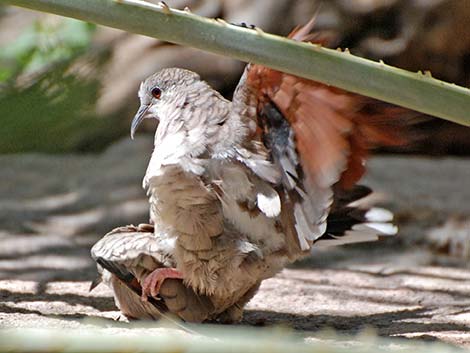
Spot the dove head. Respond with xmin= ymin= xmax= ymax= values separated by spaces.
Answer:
xmin=130 ymin=68 xmax=223 ymax=139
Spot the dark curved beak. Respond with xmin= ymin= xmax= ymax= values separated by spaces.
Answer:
xmin=130 ymin=104 xmax=150 ymax=139
xmin=89 ymin=275 xmax=102 ymax=292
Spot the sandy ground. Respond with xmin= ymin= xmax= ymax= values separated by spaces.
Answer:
xmin=1 ymin=137 xmax=469 ymax=347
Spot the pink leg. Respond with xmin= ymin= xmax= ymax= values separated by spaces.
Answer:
xmin=141 ymin=268 xmax=183 ymax=301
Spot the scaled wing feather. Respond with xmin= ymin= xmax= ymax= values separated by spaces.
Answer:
xmin=233 ymin=20 xmax=415 ymax=253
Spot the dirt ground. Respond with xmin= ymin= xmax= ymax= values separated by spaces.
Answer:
xmin=1 ymin=137 xmax=469 ymax=347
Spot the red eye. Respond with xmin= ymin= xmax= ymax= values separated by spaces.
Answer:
xmin=151 ymin=87 xmax=162 ymax=99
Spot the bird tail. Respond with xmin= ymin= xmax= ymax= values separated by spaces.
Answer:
xmin=314 ymin=185 xmax=397 ymax=247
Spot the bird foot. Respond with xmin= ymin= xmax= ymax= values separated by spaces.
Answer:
xmin=141 ymin=268 xmax=183 ymax=302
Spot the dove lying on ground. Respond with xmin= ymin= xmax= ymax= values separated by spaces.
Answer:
xmin=91 ymin=224 xmax=259 ymax=322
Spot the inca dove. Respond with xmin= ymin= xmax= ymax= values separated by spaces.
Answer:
xmin=91 ymin=224 xmax=219 ymax=322
xmin=105 ymin=19 xmax=415 ymax=322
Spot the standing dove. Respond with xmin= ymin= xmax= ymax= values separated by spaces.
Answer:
xmin=93 ymin=20 xmax=415 ymax=322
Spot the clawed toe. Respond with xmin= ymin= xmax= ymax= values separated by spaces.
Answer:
xmin=140 ymin=268 xmax=183 ymax=302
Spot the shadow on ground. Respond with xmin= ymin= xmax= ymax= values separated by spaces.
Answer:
xmin=1 ymin=139 xmax=469 ymax=347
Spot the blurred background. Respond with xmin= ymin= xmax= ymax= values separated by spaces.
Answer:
xmin=1 ymin=0 xmax=470 ymax=342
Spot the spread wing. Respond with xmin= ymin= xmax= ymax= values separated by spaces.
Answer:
xmin=233 ymin=19 xmax=416 ymax=254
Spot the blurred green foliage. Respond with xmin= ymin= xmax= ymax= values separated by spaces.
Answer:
xmin=0 ymin=18 xmax=113 ymax=153
xmin=0 ymin=19 xmax=95 ymax=82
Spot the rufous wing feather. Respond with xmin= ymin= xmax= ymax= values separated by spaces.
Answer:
xmin=238 ymin=19 xmax=416 ymax=252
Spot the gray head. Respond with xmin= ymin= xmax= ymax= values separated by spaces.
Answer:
xmin=131 ymin=68 xmax=212 ymax=139
xmin=130 ymin=67 xmax=250 ymax=163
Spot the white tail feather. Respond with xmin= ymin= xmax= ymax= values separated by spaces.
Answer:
xmin=352 ymin=222 xmax=398 ymax=236
xmin=365 ymin=207 xmax=394 ymax=222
